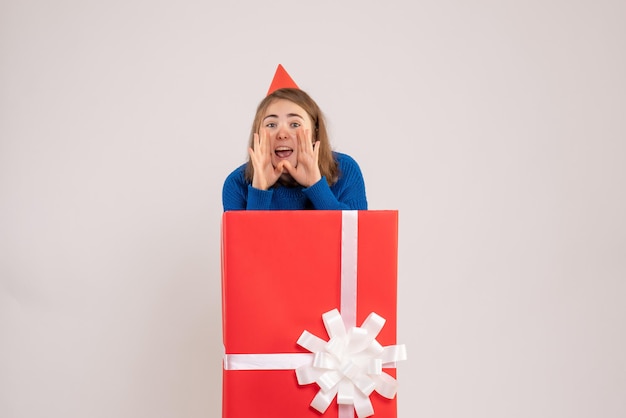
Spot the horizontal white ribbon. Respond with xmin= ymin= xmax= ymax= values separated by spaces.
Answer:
xmin=224 ymin=353 xmax=314 ymax=370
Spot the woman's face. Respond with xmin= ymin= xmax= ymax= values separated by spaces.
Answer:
xmin=260 ymin=99 xmax=313 ymax=170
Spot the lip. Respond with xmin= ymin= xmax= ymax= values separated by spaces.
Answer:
xmin=274 ymin=146 xmax=294 ymax=159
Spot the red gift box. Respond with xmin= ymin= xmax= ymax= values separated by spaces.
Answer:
xmin=221 ymin=210 xmax=402 ymax=418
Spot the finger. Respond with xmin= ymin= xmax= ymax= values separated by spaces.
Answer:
xmin=297 ymin=129 xmax=311 ymax=159
xmin=313 ymin=140 xmax=320 ymax=160
xmin=248 ymin=147 xmax=264 ymax=176
xmin=258 ymin=129 xmax=266 ymax=155
xmin=274 ymin=160 xmax=285 ymax=175
xmin=281 ymin=160 xmax=295 ymax=176
xmin=263 ymin=128 xmax=275 ymax=158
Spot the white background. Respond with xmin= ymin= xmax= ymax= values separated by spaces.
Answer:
xmin=1 ymin=1 xmax=625 ymax=417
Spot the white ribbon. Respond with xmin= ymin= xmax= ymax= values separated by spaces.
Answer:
xmin=223 ymin=210 xmax=407 ymax=418
xmin=224 ymin=353 xmax=314 ymax=370
xmin=341 ymin=210 xmax=359 ymax=329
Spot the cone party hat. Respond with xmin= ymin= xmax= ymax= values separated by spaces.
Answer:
xmin=266 ymin=64 xmax=299 ymax=95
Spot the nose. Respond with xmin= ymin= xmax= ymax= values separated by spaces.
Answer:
xmin=276 ymin=124 xmax=290 ymax=140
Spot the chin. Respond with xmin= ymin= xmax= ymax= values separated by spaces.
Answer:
xmin=274 ymin=158 xmax=298 ymax=170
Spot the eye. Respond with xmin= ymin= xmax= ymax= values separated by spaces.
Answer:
xmin=265 ymin=122 xmax=277 ymax=128
xmin=290 ymin=122 xmax=301 ymax=128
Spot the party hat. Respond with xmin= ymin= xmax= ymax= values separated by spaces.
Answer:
xmin=266 ymin=64 xmax=299 ymax=95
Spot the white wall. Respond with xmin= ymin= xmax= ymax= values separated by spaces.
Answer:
xmin=1 ymin=1 xmax=625 ymax=417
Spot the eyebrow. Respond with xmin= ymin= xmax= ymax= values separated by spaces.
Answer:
xmin=262 ymin=113 xmax=305 ymax=121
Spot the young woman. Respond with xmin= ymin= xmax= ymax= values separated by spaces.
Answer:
xmin=222 ymin=68 xmax=367 ymax=211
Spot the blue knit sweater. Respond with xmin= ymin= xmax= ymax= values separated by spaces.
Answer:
xmin=222 ymin=152 xmax=368 ymax=211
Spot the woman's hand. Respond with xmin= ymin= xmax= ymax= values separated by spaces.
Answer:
xmin=248 ymin=129 xmax=284 ymax=190
xmin=281 ymin=128 xmax=322 ymax=188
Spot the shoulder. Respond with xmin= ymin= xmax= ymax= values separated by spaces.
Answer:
xmin=225 ymin=163 xmax=247 ymax=180
xmin=331 ymin=151 xmax=365 ymax=187
xmin=333 ymin=151 xmax=360 ymax=167
xmin=223 ymin=163 xmax=248 ymax=187
xmin=333 ymin=151 xmax=363 ymax=173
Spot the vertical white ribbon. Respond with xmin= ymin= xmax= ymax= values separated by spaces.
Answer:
xmin=340 ymin=210 xmax=359 ymax=330
xmin=339 ymin=210 xmax=359 ymax=418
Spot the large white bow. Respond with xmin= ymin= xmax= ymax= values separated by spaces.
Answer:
xmin=296 ymin=308 xmax=407 ymax=418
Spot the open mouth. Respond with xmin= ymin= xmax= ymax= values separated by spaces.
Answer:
xmin=274 ymin=146 xmax=293 ymax=159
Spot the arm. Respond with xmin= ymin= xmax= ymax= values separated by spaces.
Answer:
xmin=303 ymin=153 xmax=368 ymax=210
xmin=222 ymin=165 xmax=275 ymax=211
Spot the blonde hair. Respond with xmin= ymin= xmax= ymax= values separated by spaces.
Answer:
xmin=244 ymin=88 xmax=339 ymax=185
